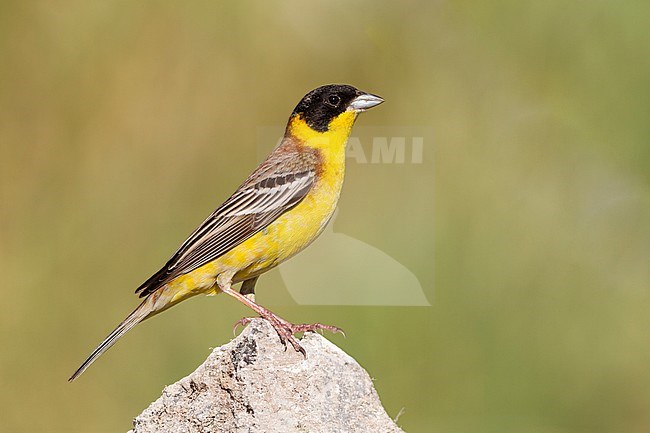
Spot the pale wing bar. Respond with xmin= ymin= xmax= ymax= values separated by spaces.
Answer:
xmin=135 ymin=169 xmax=315 ymax=297
xmin=171 ymin=171 xmax=314 ymax=271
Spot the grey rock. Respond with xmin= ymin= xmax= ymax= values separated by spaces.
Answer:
xmin=129 ymin=319 xmax=405 ymax=433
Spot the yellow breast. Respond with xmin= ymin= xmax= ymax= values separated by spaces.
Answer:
xmin=225 ymin=111 xmax=357 ymax=282
xmin=162 ymin=111 xmax=357 ymax=301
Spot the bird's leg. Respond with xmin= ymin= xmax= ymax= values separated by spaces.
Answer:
xmin=219 ymin=281 xmax=343 ymax=356
xmin=239 ymin=276 xmax=259 ymax=303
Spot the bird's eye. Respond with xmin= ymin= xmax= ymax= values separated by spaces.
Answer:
xmin=327 ymin=94 xmax=341 ymax=106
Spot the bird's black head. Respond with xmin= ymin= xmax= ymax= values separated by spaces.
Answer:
xmin=291 ymin=84 xmax=383 ymax=133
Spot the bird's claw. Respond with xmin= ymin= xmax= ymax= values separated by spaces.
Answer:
xmin=232 ymin=315 xmax=343 ymax=357
xmin=232 ymin=316 xmax=254 ymax=336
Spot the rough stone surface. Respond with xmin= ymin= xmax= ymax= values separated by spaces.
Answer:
xmin=128 ymin=319 xmax=405 ymax=433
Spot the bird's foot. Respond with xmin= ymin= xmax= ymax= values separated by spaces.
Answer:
xmin=234 ymin=314 xmax=344 ymax=357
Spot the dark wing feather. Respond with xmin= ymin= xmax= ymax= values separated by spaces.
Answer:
xmin=135 ymin=155 xmax=316 ymax=298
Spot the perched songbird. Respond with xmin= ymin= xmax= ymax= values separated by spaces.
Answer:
xmin=69 ymin=84 xmax=384 ymax=381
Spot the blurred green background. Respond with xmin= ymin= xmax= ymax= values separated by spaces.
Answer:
xmin=1 ymin=1 xmax=649 ymax=432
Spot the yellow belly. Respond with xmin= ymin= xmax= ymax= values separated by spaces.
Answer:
xmin=158 ymin=111 xmax=354 ymax=305
xmin=225 ymin=167 xmax=343 ymax=283
xmin=160 ymin=166 xmax=344 ymax=306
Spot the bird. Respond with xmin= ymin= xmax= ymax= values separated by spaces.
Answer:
xmin=69 ymin=84 xmax=384 ymax=381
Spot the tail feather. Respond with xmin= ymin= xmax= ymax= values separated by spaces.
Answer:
xmin=69 ymin=296 xmax=155 ymax=381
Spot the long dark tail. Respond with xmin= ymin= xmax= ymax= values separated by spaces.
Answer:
xmin=69 ymin=295 xmax=158 ymax=381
